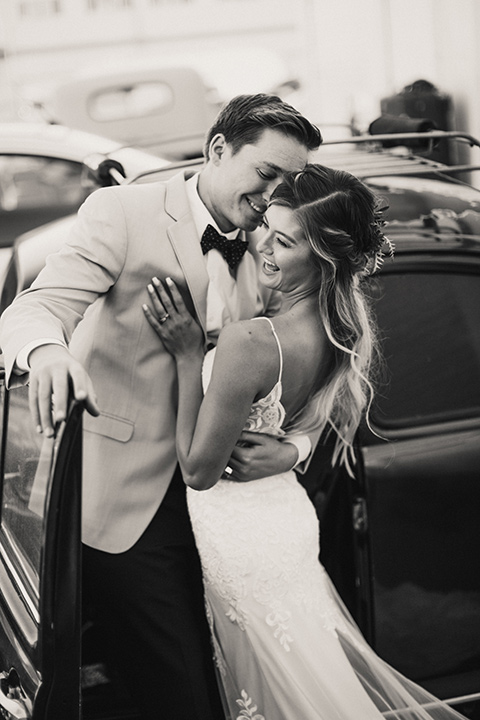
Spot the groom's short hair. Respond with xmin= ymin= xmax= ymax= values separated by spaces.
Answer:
xmin=204 ymin=94 xmax=322 ymax=160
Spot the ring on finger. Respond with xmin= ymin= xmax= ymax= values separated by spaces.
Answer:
xmin=224 ymin=466 xmax=233 ymax=477
xmin=159 ymin=314 xmax=170 ymax=324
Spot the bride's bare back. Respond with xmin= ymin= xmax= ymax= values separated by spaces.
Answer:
xmin=236 ymin=309 xmax=332 ymax=426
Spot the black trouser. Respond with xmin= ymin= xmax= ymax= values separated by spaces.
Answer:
xmin=82 ymin=466 xmax=224 ymax=720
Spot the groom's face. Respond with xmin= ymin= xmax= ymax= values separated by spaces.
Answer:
xmin=207 ymin=128 xmax=308 ymax=233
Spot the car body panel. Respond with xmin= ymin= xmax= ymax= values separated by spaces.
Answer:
xmin=364 ymin=428 xmax=480 ymax=675
xmin=0 ymin=122 xmax=168 ymax=169
xmin=0 ymin=216 xmax=75 ymax=315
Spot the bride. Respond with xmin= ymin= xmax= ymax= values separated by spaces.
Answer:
xmin=143 ymin=163 xmax=467 ymax=720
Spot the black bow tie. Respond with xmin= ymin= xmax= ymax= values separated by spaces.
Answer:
xmin=200 ymin=224 xmax=248 ymax=269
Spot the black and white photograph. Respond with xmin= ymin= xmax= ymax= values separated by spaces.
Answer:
xmin=0 ymin=1 xmax=479 ymax=718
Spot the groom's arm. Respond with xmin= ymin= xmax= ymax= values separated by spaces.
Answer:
xmin=226 ymin=429 xmax=318 ymax=482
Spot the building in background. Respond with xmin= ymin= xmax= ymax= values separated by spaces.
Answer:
xmin=1 ymin=0 xmax=480 ymax=179
xmin=0 ymin=0 xmax=302 ymax=123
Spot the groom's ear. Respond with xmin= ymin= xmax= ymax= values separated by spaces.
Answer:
xmin=209 ymin=133 xmax=227 ymax=166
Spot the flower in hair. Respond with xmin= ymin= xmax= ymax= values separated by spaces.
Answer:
xmin=365 ymin=205 xmax=395 ymax=275
xmin=369 ymin=233 xmax=395 ymax=274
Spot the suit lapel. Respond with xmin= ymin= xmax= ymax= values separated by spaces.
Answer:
xmin=165 ymin=172 xmax=209 ymax=331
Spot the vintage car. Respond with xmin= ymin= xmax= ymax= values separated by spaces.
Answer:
xmin=41 ymin=66 xmax=220 ymax=162
xmin=0 ymin=126 xmax=479 ymax=719
xmin=0 ymin=122 xmax=168 ymax=294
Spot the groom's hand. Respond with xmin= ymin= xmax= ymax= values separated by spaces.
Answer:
xmin=226 ymin=431 xmax=299 ymax=482
xmin=28 ymin=344 xmax=99 ymax=437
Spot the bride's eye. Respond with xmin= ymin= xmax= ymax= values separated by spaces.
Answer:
xmin=275 ymin=236 xmax=289 ymax=247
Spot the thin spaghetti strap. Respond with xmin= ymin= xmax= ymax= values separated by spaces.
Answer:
xmin=252 ymin=317 xmax=283 ymax=384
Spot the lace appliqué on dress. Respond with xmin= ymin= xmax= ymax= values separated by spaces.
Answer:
xmin=266 ymin=606 xmax=293 ymax=651
xmin=244 ymin=382 xmax=286 ymax=436
xmin=236 ymin=690 xmax=265 ymax=720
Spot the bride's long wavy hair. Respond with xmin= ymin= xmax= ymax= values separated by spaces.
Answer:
xmin=270 ymin=164 xmax=387 ymax=475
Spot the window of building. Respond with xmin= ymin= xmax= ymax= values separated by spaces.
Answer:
xmin=149 ymin=0 xmax=193 ymax=5
xmin=87 ymin=0 xmax=132 ymax=10
xmin=18 ymin=0 xmax=61 ymax=17
xmin=88 ymin=81 xmax=174 ymax=122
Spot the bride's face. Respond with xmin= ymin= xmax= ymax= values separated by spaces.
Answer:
xmin=256 ymin=205 xmax=318 ymax=295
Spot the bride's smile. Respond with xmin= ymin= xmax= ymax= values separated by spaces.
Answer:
xmin=261 ymin=256 xmax=279 ymax=273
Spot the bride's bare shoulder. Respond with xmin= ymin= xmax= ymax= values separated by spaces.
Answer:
xmin=216 ymin=319 xmax=277 ymax=372
xmin=218 ymin=318 xmax=271 ymax=347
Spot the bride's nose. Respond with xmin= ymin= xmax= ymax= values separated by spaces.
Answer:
xmin=257 ymin=229 xmax=273 ymax=254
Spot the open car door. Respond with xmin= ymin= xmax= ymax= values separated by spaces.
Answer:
xmin=0 ymin=365 xmax=83 ymax=720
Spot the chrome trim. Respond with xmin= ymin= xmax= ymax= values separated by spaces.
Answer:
xmin=0 ymin=684 xmax=28 ymax=719
xmin=0 ymin=537 xmax=40 ymax=625
xmin=323 ymin=130 xmax=480 ymax=150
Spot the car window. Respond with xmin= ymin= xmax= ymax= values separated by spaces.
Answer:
xmin=1 ymin=385 xmax=55 ymax=607
xmin=371 ymin=271 xmax=480 ymax=429
xmin=89 ymin=81 xmax=174 ymax=121
xmin=0 ymin=155 xmax=89 ymax=247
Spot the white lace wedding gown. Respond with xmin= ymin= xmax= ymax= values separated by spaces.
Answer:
xmin=187 ymin=318 xmax=467 ymax=720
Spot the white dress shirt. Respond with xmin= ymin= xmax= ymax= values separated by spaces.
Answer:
xmin=185 ymin=173 xmax=254 ymax=343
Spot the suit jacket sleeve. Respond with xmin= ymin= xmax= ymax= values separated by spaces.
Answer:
xmin=0 ymin=188 xmax=128 ymax=387
xmin=284 ymin=427 xmax=322 ymax=474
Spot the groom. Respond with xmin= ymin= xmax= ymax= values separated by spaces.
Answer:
xmin=0 ymin=94 xmax=321 ymax=718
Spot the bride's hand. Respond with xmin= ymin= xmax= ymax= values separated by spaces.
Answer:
xmin=143 ymin=276 xmax=204 ymax=358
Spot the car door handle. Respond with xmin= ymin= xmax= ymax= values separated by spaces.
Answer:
xmin=352 ymin=496 xmax=368 ymax=535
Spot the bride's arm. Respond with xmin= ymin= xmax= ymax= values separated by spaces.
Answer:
xmin=176 ymin=325 xmax=260 ymax=489
xmin=143 ymin=278 xmax=261 ymax=490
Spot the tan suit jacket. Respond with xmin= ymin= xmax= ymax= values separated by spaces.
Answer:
xmin=0 ymin=171 xmax=277 ymax=552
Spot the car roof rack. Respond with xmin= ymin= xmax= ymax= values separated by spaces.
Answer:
xmin=320 ymin=130 xmax=480 ymax=179
xmin=124 ymin=129 xmax=480 ymax=188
